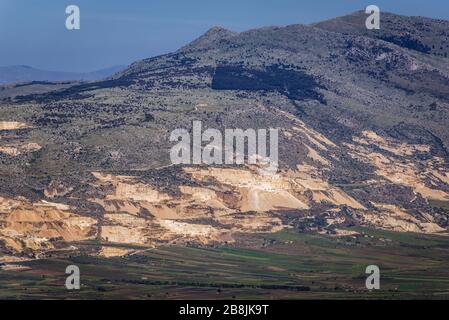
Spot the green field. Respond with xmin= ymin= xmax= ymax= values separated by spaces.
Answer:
xmin=1 ymin=228 xmax=449 ymax=299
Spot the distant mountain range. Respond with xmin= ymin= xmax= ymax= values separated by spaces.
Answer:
xmin=0 ymin=65 xmax=126 ymax=84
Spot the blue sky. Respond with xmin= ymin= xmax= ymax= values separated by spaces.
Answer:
xmin=0 ymin=0 xmax=448 ymax=72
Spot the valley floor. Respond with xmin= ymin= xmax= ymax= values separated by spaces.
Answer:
xmin=1 ymin=228 xmax=449 ymax=299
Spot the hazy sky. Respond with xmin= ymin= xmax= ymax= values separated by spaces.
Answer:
xmin=0 ymin=0 xmax=448 ymax=72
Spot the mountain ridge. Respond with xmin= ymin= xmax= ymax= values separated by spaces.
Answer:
xmin=314 ymin=10 xmax=449 ymax=57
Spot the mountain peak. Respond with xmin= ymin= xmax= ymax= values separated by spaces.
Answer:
xmin=179 ymin=26 xmax=238 ymax=52
xmin=204 ymin=26 xmax=235 ymax=35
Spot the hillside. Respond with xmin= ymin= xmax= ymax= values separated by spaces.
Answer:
xmin=0 ymin=12 xmax=449 ymax=297
xmin=314 ymin=11 xmax=449 ymax=57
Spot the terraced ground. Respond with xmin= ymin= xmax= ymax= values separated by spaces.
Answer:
xmin=1 ymin=228 xmax=449 ymax=299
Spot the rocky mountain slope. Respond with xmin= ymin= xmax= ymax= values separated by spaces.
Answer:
xmin=1 ymin=11 xmax=449 ymax=258
xmin=314 ymin=11 xmax=449 ymax=57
